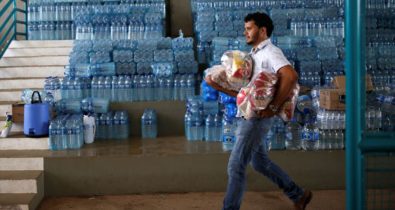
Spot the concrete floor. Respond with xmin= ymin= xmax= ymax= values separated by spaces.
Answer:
xmin=38 ymin=190 xmax=345 ymax=210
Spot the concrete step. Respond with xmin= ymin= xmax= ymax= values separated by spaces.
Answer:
xmin=0 ymin=132 xmax=48 ymax=150
xmin=3 ymin=47 xmax=72 ymax=58
xmin=0 ymin=89 xmax=23 ymax=102
xmin=0 ymin=66 xmax=65 ymax=79
xmin=0 ymin=169 xmax=44 ymax=210
xmin=0 ymin=193 xmax=42 ymax=210
xmin=0 ymin=171 xmax=43 ymax=193
xmin=0 ymin=78 xmax=46 ymax=90
xmin=0 ymin=56 xmax=69 ymax=67
xmin=43 ymin=138 xmax=345 ymax=196
xmin=9 ymin=40 xmax=73 ymax=49
xmin=0 ymin=157 xmax=44 ymax=171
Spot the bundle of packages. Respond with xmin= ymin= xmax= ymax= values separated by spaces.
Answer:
xmin=236 ymin=71 xmax=277 ymax=119
xmin=204 ymin=65 xmax=238 ymax=91
xmin=221 ymin=50 xmax=253 ymax=90
xmin=204 ymin=50 xmax=252 ymax=91
xmin=236 ymin=71 xmax=299 ymax=121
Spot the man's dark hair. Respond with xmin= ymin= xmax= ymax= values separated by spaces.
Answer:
xmin=244 ymin=12 xmax=274 ymax=37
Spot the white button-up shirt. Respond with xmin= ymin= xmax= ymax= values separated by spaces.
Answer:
xmin=250 ymin=39 xmax=291 ymax=77
xmin=236 ymin=39 xmax=291 ymax=118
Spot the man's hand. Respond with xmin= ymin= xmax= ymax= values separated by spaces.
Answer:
xmin=257 ymin=109 xmax=276 ymax=118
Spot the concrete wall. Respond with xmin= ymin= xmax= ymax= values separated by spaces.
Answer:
xmin=44 ymin=150 xmax=346 ymax=196
xmin=168 ymin=0 xmax=194 ymax=37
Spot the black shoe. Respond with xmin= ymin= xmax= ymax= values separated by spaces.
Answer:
xmin=294 ymin=190 xmax=312 ymax=210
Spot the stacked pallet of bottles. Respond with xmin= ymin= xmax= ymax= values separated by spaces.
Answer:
xmin=27 ymin=0 xmax=166 ymax=40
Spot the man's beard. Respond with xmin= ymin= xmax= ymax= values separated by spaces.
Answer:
xmin=246 ymin=39 xmax=255 ymax=46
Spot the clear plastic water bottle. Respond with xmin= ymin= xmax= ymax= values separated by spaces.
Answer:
xmin=179 ymin=74 xmax=187 ymax=101
xmin=145 ymin=75 xmax=155 ymax=101
xmin=49 ymin=120 xmax=59 ymax=150
xmin=164 ymin=76 xmax=173 ymax=100
xmin=374 ymin=108 xmax=382 ymax=131
xmin=105 ymin=112 xmax=114 ymax=139
xmin=173 ymin=74 xmax=181 ymax=100
xmin=222 ymin=116 xmax=236 ymax=151
xmin=98 ymin=113 xmax=107 ymax=140
xmin=301 ymin=117 xmax=320 ymax=151
xmin=184 ymin=112 xmax=192 ymax=140
xmin=119 ymin=111 xmax=130 ymax=139
xmin=285 ymin=117 xmax=302 ymax=150
xmin=270 ymin=118 xmax=286 ymax=150
xmin=204 ymin=114 xmax=216 ymax=141
xmin=112 ymin=112 xmax=121 ymax=139
xmin=118 ymin=76 xmax=126 ymax=102
xmin=213 ymin=113 xmax=222 ymax=141
xmin=65 ymin=119 xmax=76 ymax=149
xmin=60 ymin=117 xmax=68 ymax=149
xmin=319 ymin=129 xmax=327 ymax=150
xmin=111 ymin=76 xmax=119 ymax=102
xmin=186 ymin=74 xmax=195 ymax=98
xmin=75 ymin=117 xmax=83 ymax=148
xmin=189 ymin=114 xmax=204 ymax=141
xmin=124 ymin=76 xmax=132 ymax=102
xmin=141 ymin=109 xmax=157 ymax=139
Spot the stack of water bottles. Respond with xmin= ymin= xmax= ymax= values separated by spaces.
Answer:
xmin=49 ymin=114 xmax=84 ymax=150
xmin=43 ymin=77 xmax=62 ymax=102
xmin=274 ymin=35 xmax=344 ymax=88
xmin=28 ymin=0 xmax=166 ymax=40
xmin=191 ymin=0 xmax=345 ymax=66
xmin=366 ymin=42 xmax=395 ymax=91
xmin=95 ymin=111 xmax=130 ymax=140
xmin=265 ymin=116 xmax=287 ymax=150
xmin=366 ymin=0 xmax=395 ymax=43
xmin=191 ymin=0 xmax=270 ymax=63
xmin=376 ymin=92 xmax=395 ymax=131
xmin=74 ymin=10 xmax=164 ymax=41
xmin=65 ymin=37 xmax=198 ymax=102
xmin=185 ymin=96 xmax=205 ymax=141
xmin=219 ymin=92 xmax=237 ymax=152
xmin=184 ymin=82 xmax=223 ymax=142
xmin=141 ymin=109 xmax=157 ymax=139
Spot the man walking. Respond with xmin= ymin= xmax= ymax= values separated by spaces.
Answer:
xmin=206 ymin=12 xmax=312 ymax=210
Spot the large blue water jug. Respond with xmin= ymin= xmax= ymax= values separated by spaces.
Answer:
xmin=24 ymin=91 xmax=50 ymax=137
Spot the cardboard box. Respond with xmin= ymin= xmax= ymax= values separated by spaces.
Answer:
xmin=12 ymin=103 xmax=24 ymax=123
xmin=319 ymin=89 xmax=346 ymax=110
xmin=332 ymin=75 xmax=374 ymax=92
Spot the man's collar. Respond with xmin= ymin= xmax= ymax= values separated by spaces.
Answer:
xmin=251 ymin=39 xmax=271 ymax=54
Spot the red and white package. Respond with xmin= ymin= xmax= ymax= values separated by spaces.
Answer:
xmin=221 ymin=50 xmax=253 ymax=90
xmin=204 ymin=65 xmax=240 ymax=91
xmin=236 ymin=87 xmax=256 ymax=119
xmin=249 ymin=71 xmax=278 ymax=110
xmin=277 ymin=84 xmax=300 ymax=122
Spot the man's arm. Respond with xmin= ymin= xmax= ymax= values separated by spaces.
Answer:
xmin=204 ymin=76 xmax=238 ymax=97
xmin=258 ymin=65 xmax=298 ymax=118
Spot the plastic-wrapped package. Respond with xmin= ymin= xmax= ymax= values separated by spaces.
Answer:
xmin=204 ymin=65 xmax=240 ymax=91
xmin=236 ymin=87 xmax=256 ymax=119
xmin=221 ymin=50 xmax=253 ymax=89
xmin=249 ymin=72 xmax=278 ymax=110
xmin=236 ymin=71 xmax=300 ymax=121
xmin=278 ymin=84 xmax=300 ymax=122
xmin=236 ymin=71 xmax=277 ymax=118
